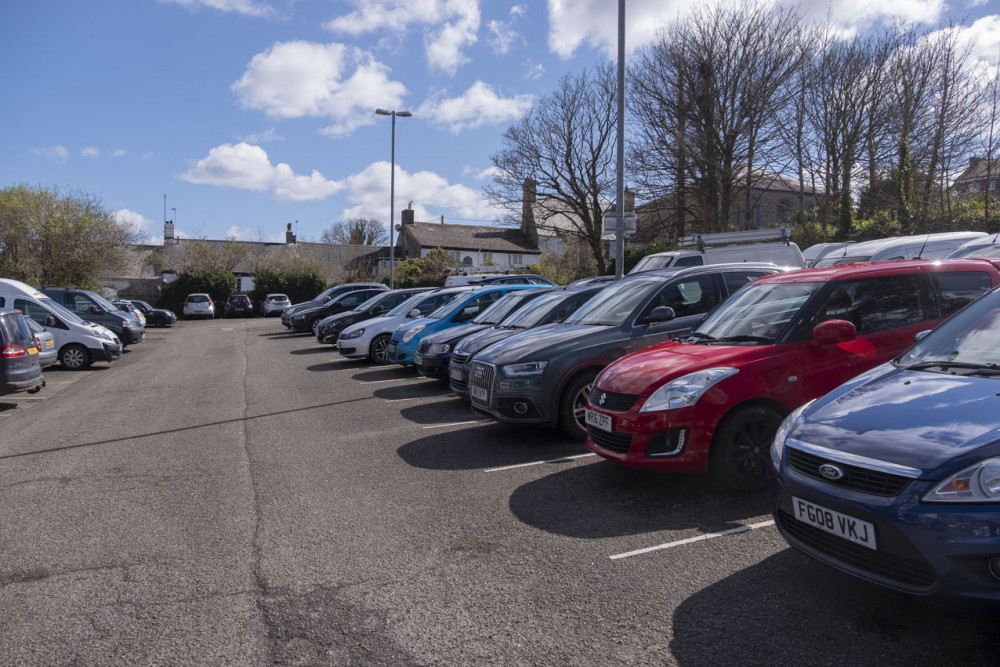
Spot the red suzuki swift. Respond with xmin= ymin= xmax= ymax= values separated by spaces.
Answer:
xmin=584 ymin=259 xmax=1000 ymax=493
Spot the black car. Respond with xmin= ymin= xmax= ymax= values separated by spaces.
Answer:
xmin=286 ymin=287 xmax=389 ymax=334
xmin=281 ymin=282 xmax=389 ymax=327
xmin=467 ymin=263 xmax=788 ymax=440
xmin=129 ymin=300 xmax=177 ymax=327
xmin=0 ymin=309 xmax=45 ymax=397
xmin=224 ymin=294 xmax=254 ymax=318
xmin=315 ymin=288 xmax=433 ymax=344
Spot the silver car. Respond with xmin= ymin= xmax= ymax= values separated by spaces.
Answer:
xmin=261 ymin=293 xmax=291 ymax=317
xmin=25 ymin=317 xmax=57 ymax=368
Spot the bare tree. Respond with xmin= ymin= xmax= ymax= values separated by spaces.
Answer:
xmin=982 ymin=48 xmax=1000 ymax=229
xmin=321 ymin=218 xmax=389 ymax=246
xmin=485 ymin=65 xmax=617 ymax=273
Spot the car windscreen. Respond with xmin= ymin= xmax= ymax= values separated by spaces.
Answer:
xmin=387 ymin=293 xmax=429 ymax=317
xmin=630 ymin=254 xmax=674 ymax=273
xmin=38 ymin=298 xmax=87 ymax=325
xmin=428 ymin=295 xmax=471 ymax=320
xmin=354 ymin=292 xmax=391 ymax=312
xmin=563 ymin=277 xmax=664 ymax=326
xmin=498 ymin=291 xmax=570 ymax=328
xmin=692 ymin=282 xmax=823 ymax=342
xmin=88 ymin=292 xmax=121 ymax=312
xmin=0 ymin=313 xmax=32 ymax=344
xmin=897 ymin=289 xmax=1000 ymax=371
xmin=471 ymin=292 xmax=532 ymax=325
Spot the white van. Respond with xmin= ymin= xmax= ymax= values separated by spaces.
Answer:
xmin=802 ymin=241 xmax=855 ymax=267
xmin=629 ymin=228 xmax=805 ymax=274
xmin=946 ymin=234 xmax=1000 ymax=259
xmin=812 ymin=232 xmax=989 ymax=267
xmin=0 ymin=278 xmax=123 ymax=370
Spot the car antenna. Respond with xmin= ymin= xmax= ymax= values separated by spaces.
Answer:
xmin=915 ymin=233 xmax=931 ymax=259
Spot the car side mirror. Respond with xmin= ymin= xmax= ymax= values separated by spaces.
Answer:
xmin=640 ymin=306 xmax=676 ymax=325
xmin=372 ymin=305 xmax=384 ymax=315
xmin=813 ymin=319 xmax=856 ymax=345
xmin=914 ymin=329 xmax=932 ymax=343
xmin=90 ymin=305 xmax=103 ymax=314
xmin=407 ymin=309 xmax=421 ymax=318
xmin=45 ymin=315 xmax=56 ymax=327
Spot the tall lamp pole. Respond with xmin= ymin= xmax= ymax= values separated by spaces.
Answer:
xmin=375 ymin=108 xmax=412 ymax=289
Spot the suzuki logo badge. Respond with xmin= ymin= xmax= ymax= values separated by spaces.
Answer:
xmin=597 ymin=392 xmax=607 ymax=407
xmin=819 ymin=464 xmax=845 ymax=481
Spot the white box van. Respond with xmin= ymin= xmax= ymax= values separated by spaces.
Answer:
xmin=812 ymin=231 xmax=988 ymax=267
xmin=629 ymin=228 xmax=805 ymax=274
xmin=0 ymin=278 xmax=123 ymax=370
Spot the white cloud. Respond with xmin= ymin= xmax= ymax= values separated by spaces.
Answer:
xmin=29 ymin=146 xmax=69 ymax=163
xmin=112 ymin=209 xmax=155 ymax=240
xmin=238 ymin=128 xmax=283 ymax=143
xmin=324 ymin=0 xmax=480 ymax=74
xmin=959 ymin=14 xmax=1000 ymax=65
xmin=231 ymin=41 xmax=407 ymax=137
xmin=111 ymin=149 xmax=127 ymax=158
xmin=179 ymin=142 xmax=344 ymax=201
xmin=523 ymin=60 xmax=545 ymax=80
xmin=417 ymin=81 xmax=533 ymax=133
xmin=488 ymin=4 xmax=527 ymax=54
xmin=81 ymin=146 xmax=101 ymax=158
xmin=142 ymin=151 xmax=154 ymax=160
xmin=463 ymin=165 xmax=500 ymax=181
xmin=158 ymin=0 xmax=274 ymax=18
xmin=546 ymin=0 xmax=949 ymax=58
xmin=224 ymin=225 xmax=283 ymax=242
xmin=340 ymin=161 xmax=501 ymax=225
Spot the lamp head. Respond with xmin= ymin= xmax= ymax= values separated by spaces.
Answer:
xmin=375 ymin=109 xmax=391 ymax=116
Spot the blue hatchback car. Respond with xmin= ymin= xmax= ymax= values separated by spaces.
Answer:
xmin=771 ymin=285 xmax=1000 ymax=600
xmin=386 ymin=285 xmax=543 ymax=367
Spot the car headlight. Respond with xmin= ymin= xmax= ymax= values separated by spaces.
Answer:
xmin=292 ymin=314 xmax=307 ymax=322
xmin=402 ymin=325 xmax=425 ymax=343
xmin=924 ymin=458 xmax=1000 ymax=503
xmin=340 ymin=328 xmax=364 ymax=340
xmin=639 ymin=367 xmax=738 ymax=413
xmin=501 ymin=361 xmax=548 ymax=377
xmin=770 ymin=400 xmax=813 ymax=469
xmin=96 ymin=329 xmax=113 ymax=342
xmin=427 ymin=343 xmax=452 ymax=355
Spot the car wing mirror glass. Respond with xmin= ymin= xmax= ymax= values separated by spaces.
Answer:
xmin=44 ymin=315 xmax=57 ymax=327
xmin=407 ymin=309 xmax=421 ymax=318
xmin=813 ymin=319 xmax=856 ymax=344
xmin=640 ymin=306 xmax=676 ymax=325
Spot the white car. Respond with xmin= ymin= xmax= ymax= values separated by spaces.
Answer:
xmin=337 ymin=288 xmax=467 ymax=363
xmin=261 ymin=293 xmax=292 ymax=317
xmin=182 ymin=293 xmax=215 ymax=319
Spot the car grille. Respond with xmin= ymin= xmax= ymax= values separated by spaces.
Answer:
xmin=588 ymin=427 xmax=632 ymax=454
xmin=590 ymin=389 xmax=640 ymax=412
xmin=469 ymin=362 xmax=496 ymax=407
xmin=788 ymin=448 xmax=912 ymax=497
xmin=776 ymin=508 xmax=937 ymax=589
xmin=418 ymin=340 xmax=431 ymax=354
xmin=451 ymin=352 xmax=471 ymax=365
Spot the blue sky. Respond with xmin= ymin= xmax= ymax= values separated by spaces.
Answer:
xmin=2 ymin=0 xmax=998 ymax=245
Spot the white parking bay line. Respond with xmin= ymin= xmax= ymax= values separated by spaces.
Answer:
xmin=3 ymin=395 xmax=48 ymax=401
xmin=422 ymin=419 xmax=491 ymax=430
xmin=384 ymin=394 xmax=453 ymax=403
xmin=610 ymin=520 xmax=776 ymax=560
xmin=484 ymin=453 xmax=597 ymax=473
xmin=361 ymin=378 xmax=418 ymax=384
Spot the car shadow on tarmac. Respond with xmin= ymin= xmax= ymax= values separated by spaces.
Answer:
xmin=352 ymin=367 xmax=417 ymax=382
xmin=508 ymin=460 xmax=767 ymax=539
xmin=397 ymin=422 xmax=586 ymax=470
xmin=670 ymin=548 xmax=1000 ymax=666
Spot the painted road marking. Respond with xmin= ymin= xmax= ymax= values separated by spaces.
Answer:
xmin=422 ymin=419 xmax=490 ymax=430
xmin=610 ymin=520 xmax=776 ymax=560
xmin=484 ymin=453 xmax=597 ymax=473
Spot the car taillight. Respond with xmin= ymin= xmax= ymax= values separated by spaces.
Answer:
xmin=1 ymin=344 xmax=27 ymax=358
xmin=35 ymin=336 xmax=42 ymax=347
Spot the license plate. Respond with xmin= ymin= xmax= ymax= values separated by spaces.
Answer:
xmin=27 ymin=346 xmax=38 ymax=355
xmin=449 ymin=368 xmax=463 ymax=381
xmin=414 ymin=356 xmax=425 ymax=366
xmin=470 ymin=385 xmax=488 ymax=403
xmin=792 ymin=496 xmax=877 ymax=550
xmin=44 ymin=340 xmax=53 ymax=348
xmin=585 ymin=408 xmax=612 ymax=432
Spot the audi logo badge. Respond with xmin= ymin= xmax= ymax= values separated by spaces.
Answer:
xmin=819 ymin=464 xmax=845 ymax=481
xmin=597 ymin=392 xmax=607 ymax=407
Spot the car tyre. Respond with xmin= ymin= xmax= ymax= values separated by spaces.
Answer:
xmin=710 ymin=405 xmax=784 ymax=494
xmin=559 ymin=369 xmax=599 ymax=441
xmin=60 ymin=344 xmax=91 ymax=370
xmin=370 ymin=334 xmax=391 ymax=364
xmin=310 ymin=318 xmax=321 ymax=336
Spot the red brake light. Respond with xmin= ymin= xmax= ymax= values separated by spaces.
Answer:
xmin=1 ymin=344 xmax=27 ymax=358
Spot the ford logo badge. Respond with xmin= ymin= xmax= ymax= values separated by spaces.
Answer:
xmin=819 ymin=464 xmax=845 ymax=481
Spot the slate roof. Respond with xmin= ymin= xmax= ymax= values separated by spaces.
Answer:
xmin=401 ymin=222 xmax=537 ymax=253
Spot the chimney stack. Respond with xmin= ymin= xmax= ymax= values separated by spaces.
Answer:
xmin=285 ymin=222 xmax=296 ymax=244
xmin=521 ymin=178 xmax=538 ymax=246
xmin=164 ymin=220 xmax=175 ymax=242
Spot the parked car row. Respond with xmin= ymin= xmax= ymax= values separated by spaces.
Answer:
xmin=273 ymin=249 xmax=1000 ymax=601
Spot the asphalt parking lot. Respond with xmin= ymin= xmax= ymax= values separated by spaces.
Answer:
xmin=2 ymin=317 xmax=1000 ymax=665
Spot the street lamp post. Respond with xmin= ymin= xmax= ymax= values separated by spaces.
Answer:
xmin=375 ymin=108 xmax=412 ymax=289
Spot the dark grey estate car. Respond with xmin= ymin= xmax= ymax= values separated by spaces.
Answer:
xmin=467 ymin=263 xmax=789 ymax=440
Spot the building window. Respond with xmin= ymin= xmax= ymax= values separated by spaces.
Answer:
xmin=991 ymin=180 xmax=998 ymax=191
xmin=511 ymin=254 xmax=523 ymax=266
xmin=971 ymin=182 xmax=981 ymax=192
xmin=483 ymin=252 xmax=493 ymax=264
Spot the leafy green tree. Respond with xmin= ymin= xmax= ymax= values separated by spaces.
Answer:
xmin=160 ymin=270 xmax=237 ymax=316
xmin=0 ymin=184 xmax=138 ymax=286
xmin=394 ymin=248 xmax=456 ymax=288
